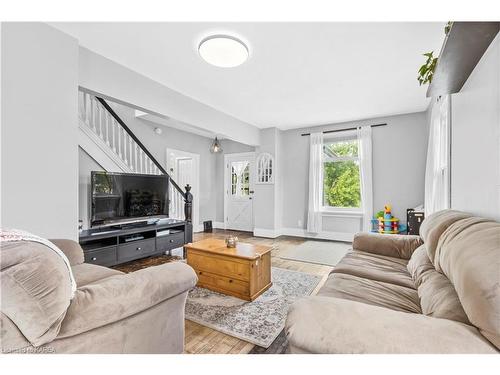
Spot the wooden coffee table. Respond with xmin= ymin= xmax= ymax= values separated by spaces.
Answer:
xmin=184 ymin=238 xmax=272 ymax=301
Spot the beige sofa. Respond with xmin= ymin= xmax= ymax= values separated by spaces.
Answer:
xmin=1 ymin=238 xmax=197 ymax=353
xmin=285 ymin=210 xmax=500 ymax=353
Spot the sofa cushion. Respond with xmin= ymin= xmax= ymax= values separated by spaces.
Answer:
xmin=435 ymin=216 xmax=500 ymax=349
xmin=332 ymin=250 xmax=415 ymax=289
xmin=407 ymin=245 xmax=470 ymax=325
xmin=352 ymin=232 xmax=422 ymax=260
xmin=285 ymin=296 xmax=498 ymax=353
xmin=419 ymin=210 xmax=471 ymax=265
xmin=49 ymin=239 xmax=85 ymax=266
xmin=72 ymin=263 xmax=123 ymax=287
xmin=317 ymin=272 xmax=421 ymax=313
xmin=407 ymin=245 xmax=434 ymax=286
xmin=0 ymin=241 xmax=72 ymax=347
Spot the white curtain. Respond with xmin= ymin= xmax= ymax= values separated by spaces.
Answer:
xmin=307 ymin=132 xmax=324 ymax=233
xmin=358 ymin=126 xmax=373 ymax=232
xmin=425 ymin=95 xmax=451 ymax=215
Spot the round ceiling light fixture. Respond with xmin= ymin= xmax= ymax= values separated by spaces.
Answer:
xmin=198 ymin=35 xmax=249 ymax=68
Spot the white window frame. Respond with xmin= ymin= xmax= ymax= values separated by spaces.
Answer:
xmin=322 ymin=131 xmax=363 ymax=215
xmin=256 ymin=152 xmax=274 ymax=184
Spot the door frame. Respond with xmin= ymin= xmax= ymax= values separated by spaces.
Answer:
xmin=223 ymin=151 xmax=256 ymax=231
xmin=166 ymin=148 xmax=201 ymax=232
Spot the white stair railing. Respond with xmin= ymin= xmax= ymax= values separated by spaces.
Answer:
xmin=79 ymin=91 xmax=162 ymax=175
xmin=78 ymin=90 xmax=188 ymax=222
xmin=169 ymin=184 xmax=185 ymax=220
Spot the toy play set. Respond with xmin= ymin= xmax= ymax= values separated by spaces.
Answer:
xmin=371 ymin=204 xmax=407 ymax=234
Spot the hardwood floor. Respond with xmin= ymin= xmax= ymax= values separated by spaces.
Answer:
xmin=184 ymin=229 xmax=334 ymax=354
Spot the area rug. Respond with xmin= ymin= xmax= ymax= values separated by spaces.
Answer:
xmin=278 ymin=240 xmax=351 ymax=267
xmin=185 ymin=267 xmax=321 ymax=348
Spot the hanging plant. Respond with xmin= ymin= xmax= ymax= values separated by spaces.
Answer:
xmin=417 ymin=52 xmax=438 ymax=86
xmin=417 ymin=22 xmax=453 ymax=86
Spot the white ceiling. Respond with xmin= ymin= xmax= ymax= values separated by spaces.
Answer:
xmin=52 ymin=22 xmax=445 ymax=130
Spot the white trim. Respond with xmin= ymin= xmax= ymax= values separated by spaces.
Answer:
xmin=193 ymin=224 xmax=204 ymax=233
xmin=321 ymin=209 xmax=363 ymax=218
xmin=223 ymin=151 xmax=256 ymax=158
xmin=253 ymin=228 xmax=280 ymax=238
xmin=78 ymin=120 xmax=132 ymax=173
xmin=212 ymin=221 xmax=226 ymax=229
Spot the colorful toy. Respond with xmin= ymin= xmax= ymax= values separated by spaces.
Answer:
xmin=371 ymin=204 xmax=407 ymax=234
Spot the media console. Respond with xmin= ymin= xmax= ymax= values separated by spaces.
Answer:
xmin=78 ymin=219 xmax=192 ymax=267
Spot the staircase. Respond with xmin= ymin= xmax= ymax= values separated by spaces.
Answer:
xmin=78 ymin=90 xmax=191 ymax=224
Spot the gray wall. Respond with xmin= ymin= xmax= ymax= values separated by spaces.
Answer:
xmin=254 ymin=128 xmax=280 ymax=230
xmin=280 ymin=111 xmax=429 ymax=231
xmin=451 ymin=34 xmax=500 ymax=220
xmin=78 ymin=101 xmax=253 ymax=227
xmin=1 ymin=23 xmax=79 ymax=239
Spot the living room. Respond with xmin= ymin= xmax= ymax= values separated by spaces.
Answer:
xmin=1 ymin=1 xmax=499 ymax=373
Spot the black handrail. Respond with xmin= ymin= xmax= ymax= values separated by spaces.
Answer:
xmin=95 ymin=97 xmax=186 ymax=197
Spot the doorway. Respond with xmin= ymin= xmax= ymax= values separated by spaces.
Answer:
xmin=224 ymin=152 xmax=255 ymax=231
xmin=166 ymin=148 xmax=201 ymax=232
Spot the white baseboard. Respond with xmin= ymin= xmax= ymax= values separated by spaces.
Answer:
xmin=253 ymin=228 xmax=281 ymax=238
xmin=212 ymin=221 xmax=226 ymax=229
xmin=193 ymin=224 xmax=204 ymax=233
xmin=279 ymin=228 xmax=354 ymax=242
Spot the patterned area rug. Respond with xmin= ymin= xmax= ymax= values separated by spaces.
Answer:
xmin=185 ymin=267 xmax=321 ymax=348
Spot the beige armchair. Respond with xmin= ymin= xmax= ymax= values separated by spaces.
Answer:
xmin=1 ymin=238 xmax=197 ymax=354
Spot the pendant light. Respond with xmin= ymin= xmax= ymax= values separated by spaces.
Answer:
xmin=210 ymin=137 xmax=223 ymax=153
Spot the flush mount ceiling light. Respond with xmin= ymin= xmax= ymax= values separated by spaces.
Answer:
xmin=198 ymin=35 xmax=249 ymax=67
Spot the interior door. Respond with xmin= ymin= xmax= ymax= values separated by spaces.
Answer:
xmin=225 ymin=153 xmax=255 ymax=231
xmin=166 ymin=148 xmax=200 ymax=228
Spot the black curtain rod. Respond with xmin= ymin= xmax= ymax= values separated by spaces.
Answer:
xmin=300 ymin=123 xmax=387 ymax=136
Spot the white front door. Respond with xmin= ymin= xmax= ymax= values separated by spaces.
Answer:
xmin=225 ymin=153 xmax=255 ymax=231
xmin=166 ymin=148 xmax=200 ymax=230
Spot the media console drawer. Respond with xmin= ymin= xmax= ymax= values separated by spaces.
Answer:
xmin=118 ymin=238 xmax=156 ymax=261
xmin=156 ymin=232 xmax=185 ymax=251
xmin=84 ymin=246 xmax=117 ymax=267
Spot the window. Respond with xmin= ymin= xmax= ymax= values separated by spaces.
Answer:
xmin=256 ymin=153 xmax=274 ymax=184
xmin=231 ymin=161 xmax=250 ymax=196
xmin=322 ymin=135 xmax=362 ymax=210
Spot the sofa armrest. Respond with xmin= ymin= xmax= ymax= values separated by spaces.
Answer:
xmin=57 ymin=262 xmax=197 ymax=338
xmin=352 ymin=232 xmax=423 ymax=260
xmin=49 ymin=239 xmax=84 ymax=266
xmin=285 ymin=296 xmax=497 ymax=354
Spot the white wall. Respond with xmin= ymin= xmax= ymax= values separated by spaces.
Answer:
xmin=78 ymin=47 xmax=261 ymax=146
xmin=451 ymin=34 xmax=500 ymax=220
xmin=1 ymin=23 xmax=79 ymax=239
xmin=280 ymin=111 xmax=429 ymax=236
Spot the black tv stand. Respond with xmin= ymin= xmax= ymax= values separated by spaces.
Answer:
xmin=79 ymin=219 xmax=192 ymax=267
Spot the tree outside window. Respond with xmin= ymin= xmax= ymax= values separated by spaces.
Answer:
xmin=323 ymin=138 xmax=362 ymax=209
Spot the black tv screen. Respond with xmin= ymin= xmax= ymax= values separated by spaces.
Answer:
xmin=91 ymin=171 xmax=169 ymax=227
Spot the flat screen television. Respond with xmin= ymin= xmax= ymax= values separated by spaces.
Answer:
xmin=90 ymin=171 xmax=170 ymax=228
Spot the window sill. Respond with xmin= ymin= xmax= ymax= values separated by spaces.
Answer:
xmin=321 ymin=210 xmax=363 ymax=218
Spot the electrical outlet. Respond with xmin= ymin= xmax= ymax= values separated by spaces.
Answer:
xmin=298 ymin=219 xmax=302 ymax=228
